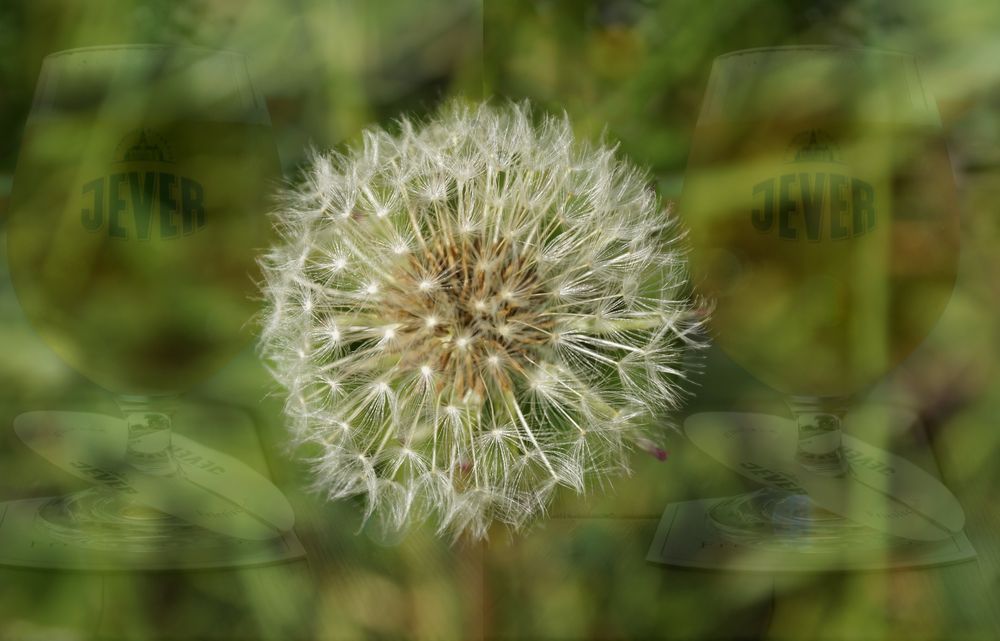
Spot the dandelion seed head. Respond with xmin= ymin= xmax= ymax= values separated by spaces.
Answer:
xmin=259 ymin=100 xmax=706 ymax=541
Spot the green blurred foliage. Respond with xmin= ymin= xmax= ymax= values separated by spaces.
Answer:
xmin=485 ymin=1 xmax=1000 ymax=640
xmin=0 ymin=0 xmax=482 ymax=176
xmin=0 ymin=0 xmax=999 ymax=639
xmin=0 ymin=2 xmax=484 ymax=640
xmin=0 ymin=0 xmax=482 ymax=404
xmin=485 ymin=0 xmax=1000 ymax=190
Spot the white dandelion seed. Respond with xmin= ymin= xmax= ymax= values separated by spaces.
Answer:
xmin=259 ymin=100 xmax=707 ymax=541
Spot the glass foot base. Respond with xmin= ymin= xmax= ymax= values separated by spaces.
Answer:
xmin=684 ymin=411 xmax=965 ymax=540
xmin=647 ymin=496 xmax=977 ymax=572
xmin=0 ymin=494 xmax=305 ymax=571
xmin=38 ymin=487 xmax=230 ymax=554
xmin=4 ymin=408 xmax=305 ymax=569
xmin=707 ymin=488 xmax=891 ymax=553
xmin=14 ymin=410 xmax=295 ymax=540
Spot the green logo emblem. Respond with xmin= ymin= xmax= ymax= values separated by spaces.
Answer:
xmin=750 ymin=130 xmax=875 ymax=241
xmin=80 ymin=128 xmax=206 ymax=239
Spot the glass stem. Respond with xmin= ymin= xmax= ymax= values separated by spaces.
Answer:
xmin=117 ymin=395 xmax=179 ymax=476
xmin=788 ymin=396 xmax=850 ymax=477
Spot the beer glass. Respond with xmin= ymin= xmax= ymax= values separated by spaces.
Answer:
xmin=6 ymin=45 xmax=290 ymax=554
xmin=681 ymin=47 xmax=963 ymax=549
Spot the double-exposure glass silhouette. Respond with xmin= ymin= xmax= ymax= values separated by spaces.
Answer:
xmin=680 ymin=47 xmax=963 ymax=555
xmin=9 ymin=46 xmax=278 ymax=394
xmin=5 ymin=45 xmax=292 ymax=561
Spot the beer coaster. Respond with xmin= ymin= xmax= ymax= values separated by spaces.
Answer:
xmin=0 ymin=495 xmax=304 ymax=571
xmin=646 ymin=497 xmax=976 ymax=572
xmin=14 ymin=411 xmax=294 ymax=540
xmin=684 ymin=412 xmax=965 ymax=541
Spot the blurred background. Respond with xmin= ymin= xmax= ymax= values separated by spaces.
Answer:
xmin=0 ymin=0 xmax=999 ymax=639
